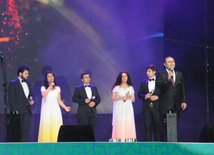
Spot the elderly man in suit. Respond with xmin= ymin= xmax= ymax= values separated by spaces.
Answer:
xmin=156 ymin=56 xmax=187 ymax=141
xmin=8 ymin=65 xmax=34 ymax=142
xmin=72 ymin=72 xmax=101 ymax=134
xmin=138 ymin=64 xmax=161 ymax=141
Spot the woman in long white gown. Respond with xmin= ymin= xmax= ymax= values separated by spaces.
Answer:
xmin=111 ymin=71 xmax=136 ymax=142
xmin=38 ymin=71 xmax=71 ymax=142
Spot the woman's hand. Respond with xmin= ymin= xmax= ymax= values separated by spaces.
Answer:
xmin=123 ymin=96 xmax=127 ymax=101
xmin=64 ymin=106 xmax=71 ymax=112
xmin=126 ymin=93 xmax=130 ymax=98
xmin=50 ymin=81 xmax=55 ymax=89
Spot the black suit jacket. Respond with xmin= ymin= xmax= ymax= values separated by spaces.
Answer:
xmin=8 ymin=78 xmax=33 ymax=115
xmin=72 ymin=84 xmax=101 ymax=118
xmin=156 ymin=70 xmax=187 ymax=113
xmin=138 ymin=78 xmax=160 ymax=112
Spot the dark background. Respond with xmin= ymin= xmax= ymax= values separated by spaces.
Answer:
xmin=0 ymin=0 xmax=214 ymax=142
xmin=164 ymin=0 xmax=214 ymax=142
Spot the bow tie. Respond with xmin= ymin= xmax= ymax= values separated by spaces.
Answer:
xmin=21 ymin=79 xmax=26 ymax=83
xmin=85 ymin=85 xmax=90 ymax=87
xmin=149 ymin=78 xmax=155 ymax=81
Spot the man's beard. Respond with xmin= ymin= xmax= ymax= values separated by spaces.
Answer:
xmin=21 ymin=75 xmax=27 ymax=81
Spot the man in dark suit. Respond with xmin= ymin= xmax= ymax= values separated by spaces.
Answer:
xmin=138 ymin=64 xmax=161 ymax=141
xmin=157 ymin=56 xmax=187 ymax=119
xmin=8 ymin=65 xmax=34 ymax=142
xmin=156 ymin=56 xmax=187 ymax=140
xmin=72 ymin=72 xmax=101 ymax=134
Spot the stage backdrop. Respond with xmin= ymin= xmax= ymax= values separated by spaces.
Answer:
xmin=163 ymin=0 xmax=214 ymax=142
xmin=0 ymin=0 xmax=163 ymax=115
xmin=1 ymin=0 xmax=214 ymax=143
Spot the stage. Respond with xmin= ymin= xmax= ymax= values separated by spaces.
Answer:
xmin=0 ymin=1 xmax=214 ymax=155
xmin=0 ymin=142 xmax=213 ymax=154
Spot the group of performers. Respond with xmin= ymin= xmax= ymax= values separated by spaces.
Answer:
xmin=8 ymin=56 xmax=187 ymax=142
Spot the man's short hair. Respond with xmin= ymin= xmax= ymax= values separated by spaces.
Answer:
xmin=17 ymin=65 xmax=29 ymax=76
xmin=81 ymin=72 xmax=89 ymax=79
xmin=164 ymin=56 xmax=174 ymax=63
xmin=146 ymin=64 xmax=157 ymax=72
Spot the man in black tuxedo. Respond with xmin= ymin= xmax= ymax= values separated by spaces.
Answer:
xmin=156 ymin=56 xmax=187 ymax=140
xmin=8 ymin=65 xmax=34 ymax=142
xmin=72 ymin=72 xmax=101 ymax=134
xmin=138 ymin=64 xmax=161 ymax=141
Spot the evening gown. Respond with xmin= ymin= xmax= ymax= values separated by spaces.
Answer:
xmin=111 ymin=86 xmax=136 ymax=142
xmin=38 ymin=86 xmax=63 ymax=142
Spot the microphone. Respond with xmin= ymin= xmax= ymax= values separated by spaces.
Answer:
xmin=29 ymin=96 xmax=33 ymax=101
xmin=90 ymin=96 xmax=96 ymax=100
xmin=124 ymin=91 xmax=130 ymax=102
xmin=51 ymin=80 xmax=55 ymax=89
xmin=170 ymin=68 xmax=173 ymax=79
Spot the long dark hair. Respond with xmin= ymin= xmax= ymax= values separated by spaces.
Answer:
xmin=43 ymin=71 xmax=56 ymax=89
xmin=112 ymin=71 xmax=133 ymax=90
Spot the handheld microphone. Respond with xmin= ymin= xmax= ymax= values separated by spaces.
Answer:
xmin=170 ymin=68 xmax=173 ymax=79
xmin=124 ymin=91 xmax=130 ymax=102
xmin=90 ymin=96 xmax=96 ymax=100
xmin=51 ymin=80 xmax=55 ymax=89
xmin=29 ymin=96 xmax=33 ymax=101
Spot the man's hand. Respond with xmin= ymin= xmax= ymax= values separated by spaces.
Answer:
xmin=168 ymin=71 xmax=174 ymax=80
xmin=145 ymin=93 xmax=151 ymax=99
xmin=89 ymin=101 xmax=95 ymax=107
xmin=85 ymin=98 xmax=90 ymax=104
xmin=150 ymin=95 xmax=158 ymax=101
xmin=29 ymin=100 xmax=34 ymax=105
xmin=181 ymin=103 xmax=187 ymax=110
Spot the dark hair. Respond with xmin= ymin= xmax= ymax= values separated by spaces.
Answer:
xmin=43 ymin=71 xmax=56 ymax=89
xmin=17 ymin=65 xmax=29 ymax=76
xmin=112 ymin=71 xmax=133 ymax=90
xmin=81 ymin=72 xmax=89 ymax=79
xmin=146 ymin=64 xmax=157 ymax=72
xmin=164 ymin=56 xmax=174 ymax=63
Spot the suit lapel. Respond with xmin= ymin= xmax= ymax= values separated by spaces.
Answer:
xmin=146 ymin=79 xmax=149 ymax=93
xmin=164 ymin=70 xmax=168 ymax=78
xmin=81 ymin=84 xmax=88 ymax=98
xmin=26 ymin=81 xmax=31 ymax=98
xmin=16 ymin=78 xmax=27 ymax=98
xmin=91 ymin=86 xmax=95 ymax=96
xmin=174 ymin=71 xmax=179 ymax=87
xmin=153 ymin=79 xmax=156 ymax=93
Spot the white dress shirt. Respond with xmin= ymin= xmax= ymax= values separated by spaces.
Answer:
xmin=148 ymin=77 xmax=156 ymax=94
xmin=84 ymin=84 xmax=92 ymax=99
xmin=18 ymin=77 xmax=29 ymax=99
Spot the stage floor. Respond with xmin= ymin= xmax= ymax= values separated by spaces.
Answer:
xmin=0 ymin=142 xmax=213 ymax=154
